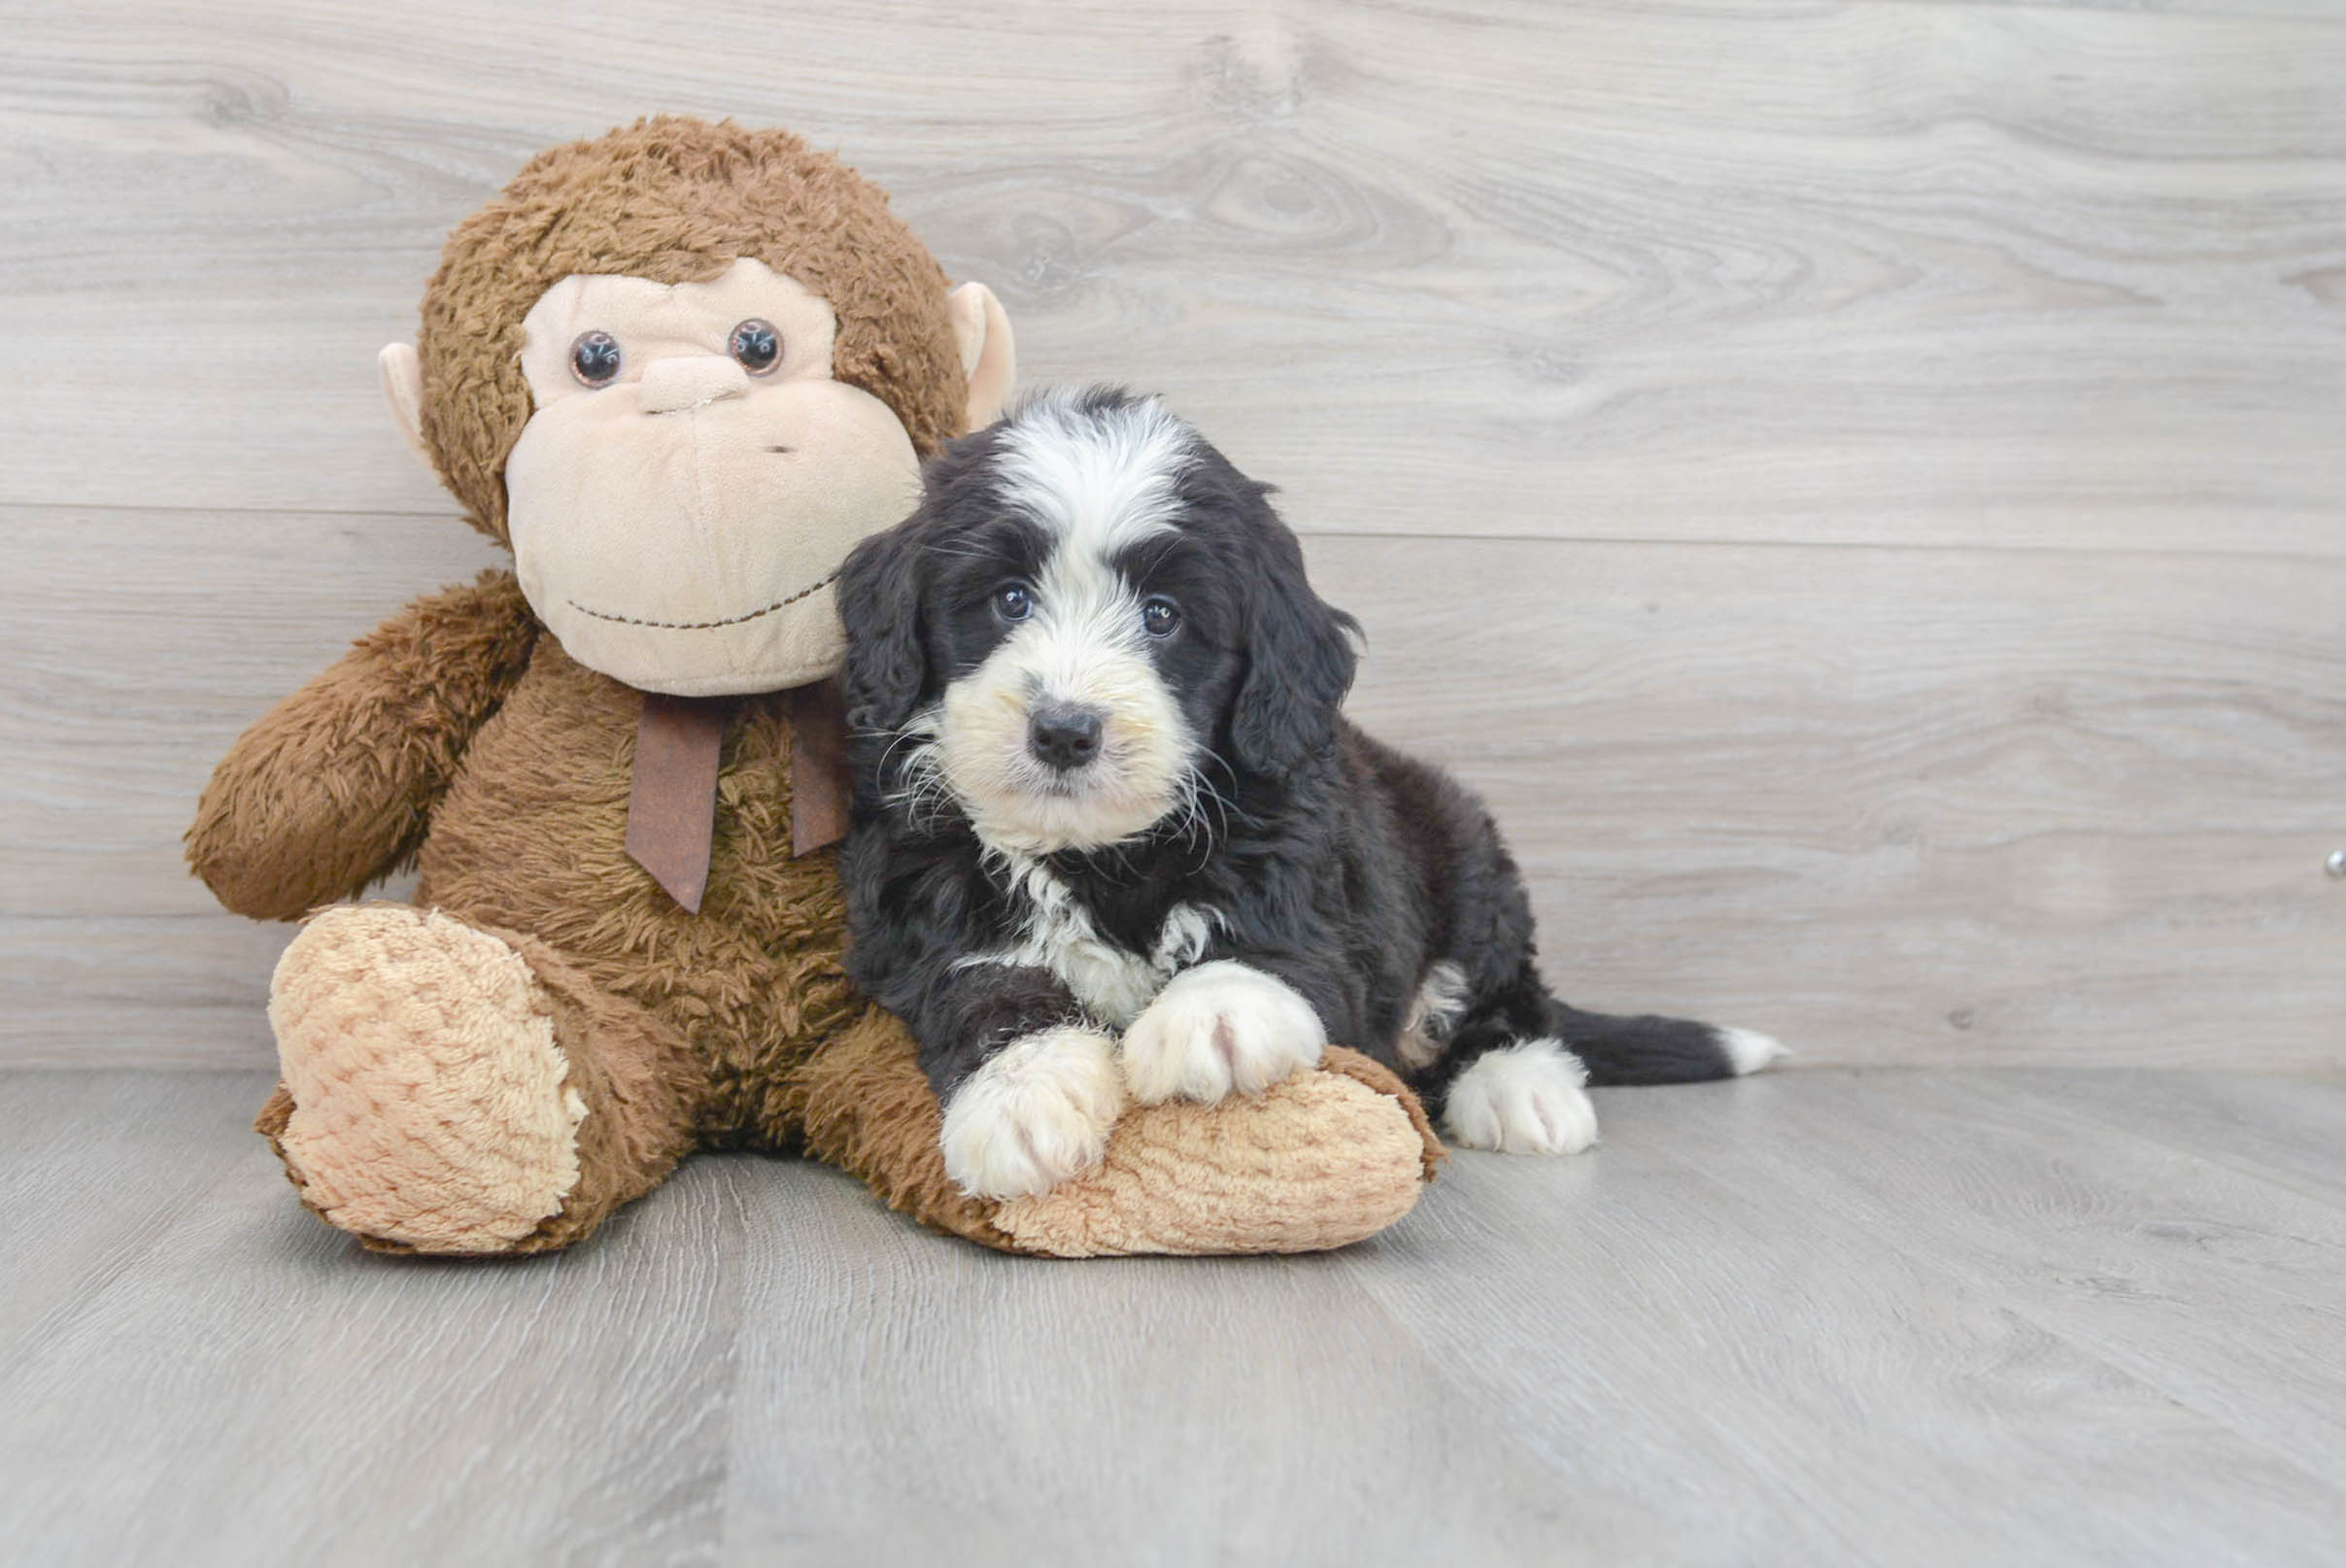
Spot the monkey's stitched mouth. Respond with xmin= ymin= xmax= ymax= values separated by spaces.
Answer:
xmin=565 ymin=570 xmax=838 ymax=631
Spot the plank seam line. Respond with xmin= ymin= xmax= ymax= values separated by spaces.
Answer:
xmin=2 ymin=503 xmax=2341 ymax=567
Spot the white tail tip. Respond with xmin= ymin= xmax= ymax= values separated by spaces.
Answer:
xmin=1717 ymin=1027 xmax=1788 ymax=1076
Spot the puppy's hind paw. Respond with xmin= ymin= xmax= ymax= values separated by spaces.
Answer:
xmin=940 ymin=1025 xmax=1128 ymax=1200
xmin=1120 ymin=961 xmax=1327 ymax=1107
xmin=1443 ymin=1040 xmax=1599 ymax=1155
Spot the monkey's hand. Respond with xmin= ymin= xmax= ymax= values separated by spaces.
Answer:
xmin=187 ymin=570 xmax=537 ymax=920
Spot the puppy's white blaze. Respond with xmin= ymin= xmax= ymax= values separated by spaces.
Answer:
xmin=1120 ymin=960 xmax=1327 ymax=1107
xmin=1717 ymin=1026 xmax=1787 ymax=1075
xmin=1397 ymin=960 xmax=1472 ymax=1071
xmin=933 ymin=515 xmax=1196 ymax=857
xmin=994 ymin=390 xmax=1194 ymax=562
xmin=1443 ymin=1040 xmax=1599 ymax=1155
xmin=938 ymin=1024 xmax=1127 ymax=1200
xmin=927 ymin=392 xmax=1204 ymax=858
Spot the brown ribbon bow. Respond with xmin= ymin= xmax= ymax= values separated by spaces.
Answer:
xmin=625 ymin=683 xmax=852 ymax=913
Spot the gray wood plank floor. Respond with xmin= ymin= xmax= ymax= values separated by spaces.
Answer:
xmin=6 ymin=1067 xmax=2344 ymax=1567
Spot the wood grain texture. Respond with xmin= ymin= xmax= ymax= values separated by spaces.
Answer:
xmin=1 ymin=1 xmax=2341 ymax=551
xmin=7 ymin=1067 xmax=2346 ymax=1567
xmin=1343 ymin=1075 xmax=2346 ymax=1565
xmin=3 ymin=0 xmax=2343 ymax=1072
xmin=0 ymin=1072 xmax=736 ymax=1568
xmin=722 ymin=1156 xmax=1575 ymax=1563
xmin=1998 ymin=1068 xmax=2346 ymax=1202
xmin=1613 ymin=1072 xmax=2346 ymax=1500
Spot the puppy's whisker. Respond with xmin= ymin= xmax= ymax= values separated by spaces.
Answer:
xmin=880 ymin=727 xmax=962 ymax=835
xmin=1180 ymin=763 xmax=1232 ymax=844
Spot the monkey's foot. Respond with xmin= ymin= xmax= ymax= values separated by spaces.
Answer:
xmin=266 ymin=903 xmax=588 ymax=1253
xmin=989 ymin=1047 xmax=1442 ymax=1257
xmin=794 ymin=1013 xmax=1444 ymax=1259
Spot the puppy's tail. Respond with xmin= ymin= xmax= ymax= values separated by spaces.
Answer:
xmin=1546 ymin=1004 xmax=1785 ymax=1086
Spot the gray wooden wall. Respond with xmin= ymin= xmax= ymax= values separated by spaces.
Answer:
xmin=4 ymin=0 xmax=2340 ymax=1072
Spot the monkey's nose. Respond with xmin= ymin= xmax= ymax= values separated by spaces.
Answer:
xmin=637 ymin=355 xmax=752 ymax=415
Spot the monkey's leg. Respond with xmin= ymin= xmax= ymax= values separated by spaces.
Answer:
xmin=255 ymin=904 xmax=704 ymax=1255
xmin=788 ymin=1006 xmax=1444 ymax=1257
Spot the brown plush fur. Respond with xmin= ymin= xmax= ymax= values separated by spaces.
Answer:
xmin=194 ymin=119 xmax=1440 ymax=1257
xmin=187 ymin=571 xmax=537 ymax=920
xmin=413 ymin=632 xmax=865 ymax=1150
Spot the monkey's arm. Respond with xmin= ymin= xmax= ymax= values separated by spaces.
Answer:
xmin=187 ymin=570 xmax=538 ymax=920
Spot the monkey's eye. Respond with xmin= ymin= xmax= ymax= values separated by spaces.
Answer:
xmin=572 ymin=328 xmax=629 ymax=387
xmin=1141 ymin=597 xmax=1182 ymax=637
xmin=993 ymin=583 xmax=1034 ymax=623
xmin=569 ymin=330 xmax=623 ymax=387
xmin=729 ymin=319 xmax=781 ymax=375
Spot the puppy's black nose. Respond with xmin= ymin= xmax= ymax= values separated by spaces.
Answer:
xmin=1028 ymin=703 xmax=1105 ymax=771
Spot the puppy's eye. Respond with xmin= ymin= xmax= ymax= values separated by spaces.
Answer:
xmin=994 ymin=583 xmax=1034 ymax=623
xmin=728 ymin=319 xmax=781 ymax=375
xmin=570 ymin=330 xmax=623 ymax=386
xmin=1141 ymin=597 xmax=1182 ymax=637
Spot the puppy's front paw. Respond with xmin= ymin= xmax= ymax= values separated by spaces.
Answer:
xmin=1120 ymin=961 xmax=1328 ymax=1107
xmin=940 ymin=1025 xmax=1127 ymax=1200
xmin=1442 ymin=1040 xmax=1599 ymax=1155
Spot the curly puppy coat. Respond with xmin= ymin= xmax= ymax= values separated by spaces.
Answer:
xmin=837 ymin=388 xmax=1781 ymax=1199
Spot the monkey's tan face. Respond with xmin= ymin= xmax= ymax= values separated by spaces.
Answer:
xmin=504 ymin=258 xmax=925 ymax=697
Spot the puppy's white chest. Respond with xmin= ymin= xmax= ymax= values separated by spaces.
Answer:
xmin=970 ymin=862 xmax=1217 ymax=1027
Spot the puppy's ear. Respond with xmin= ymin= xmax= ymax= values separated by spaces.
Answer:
xmin=837 ymin=513 xmax=931 ymax=734
xmin=1230 ymin=503 xmax=1360 ymax=774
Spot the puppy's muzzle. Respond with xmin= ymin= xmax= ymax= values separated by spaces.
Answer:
xmin=1028 ymin=702 xmax=1105 ymax=772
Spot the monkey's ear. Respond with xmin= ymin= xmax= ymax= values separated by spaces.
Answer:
xmin=947 ymin=282 xmax=1016 ymax=432
xmin=377 ymin=343 xmax=432 ymax=470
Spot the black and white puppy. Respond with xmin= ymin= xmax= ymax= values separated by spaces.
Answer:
xmin=836 ymin=387 xmax=1781 ymax=1200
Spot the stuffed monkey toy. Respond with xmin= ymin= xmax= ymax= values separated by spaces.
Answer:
xmin=187 ymin=118 xmax=1439 ymax=1257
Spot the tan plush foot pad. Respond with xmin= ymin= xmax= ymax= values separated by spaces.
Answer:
xmin=267 ymin=904 xmax=587 ymax=1253
xmin=990 ymin=1047 xmax=1441 ymax=1257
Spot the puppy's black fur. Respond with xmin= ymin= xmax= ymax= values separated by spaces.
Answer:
xmin=837 ymin=387 xmax=1745 ymax=1115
